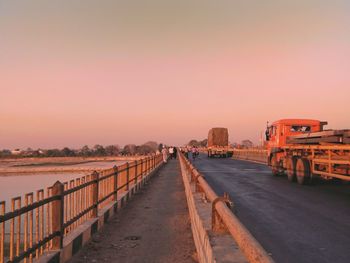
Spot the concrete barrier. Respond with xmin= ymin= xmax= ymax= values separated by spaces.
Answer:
xmin=179 ymin=152 xmax=274 ymax=263
xmin=179 ymin=156 xmax=215 ymax=263
xmin=232 ymin=149 xmax=268 ymax=164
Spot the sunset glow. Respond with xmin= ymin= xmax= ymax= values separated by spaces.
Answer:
xmin=1 ymin=0 xmax=350 ymax=148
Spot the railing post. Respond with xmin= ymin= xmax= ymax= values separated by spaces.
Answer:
xmin=140 ymin=159 xmax=144 ymax=186
xmin=126 ymin=163 xmax=130 ymax=191
xmin=134 ymin=160 xmax=138 ymax=185
xmin=0 ymin=202 xmax=4 ymax=263
xmin=113 ymin=166 xmax=118 ymax=202
xmin=91 ymin=171 xmax=99 ymax=217
xmin=51 ymin=181 xmax=64 ymax=250
xmin=147 ymin=157 xmax=150 ymax=173
xmin=141 ymin=159 xmax=144 ymax=177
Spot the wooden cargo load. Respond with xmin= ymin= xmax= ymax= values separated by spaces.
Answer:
xmin=287 ymin=130 xmax=350 ymax=145
xmin=208 ymin=128 xmax=229 ymax=147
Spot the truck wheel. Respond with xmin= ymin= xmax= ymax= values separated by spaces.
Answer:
xmin=286 ymin=157 xmax=297 ymax=182
xmin=296 ymin=158 xmax=311 ymax=185
xmin=271 ymin=155 xmax=281 ymax=176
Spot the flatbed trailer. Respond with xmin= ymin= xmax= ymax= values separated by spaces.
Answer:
xmin=266 ymin=119 xmax=350 ymax=184
xmin=281 ymin=144 xmax=350 ymax=184
xmin=287 ymin=129 xmax=350 ymax=144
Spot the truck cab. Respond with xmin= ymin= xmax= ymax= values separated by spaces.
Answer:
xmin=265 ymin=119 xmax=325 ymax=166
xmin=264 ymin=119 xmax=350 ymax=184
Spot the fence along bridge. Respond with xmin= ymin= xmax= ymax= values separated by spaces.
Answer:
xmin=0 ymin=155 xmax=163 ymax=263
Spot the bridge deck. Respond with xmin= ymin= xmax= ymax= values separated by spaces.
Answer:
xmin=68 ymin=159 xmax=196 ymax=263
xmin=193 ymin=153 xmax=350 ymax=263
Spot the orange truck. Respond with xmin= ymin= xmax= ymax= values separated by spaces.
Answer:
xmin=265 ymin=119 xmax=350 ymax=184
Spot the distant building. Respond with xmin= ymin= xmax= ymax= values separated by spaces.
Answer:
xmin=11 ymin=149 xmax=22 ymax=155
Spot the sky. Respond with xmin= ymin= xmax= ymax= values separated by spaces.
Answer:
xmin=1 ymin=0 xmax=350 ymax=149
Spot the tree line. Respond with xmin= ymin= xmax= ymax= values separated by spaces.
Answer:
xmin=0 ymin=141 xmax=161 ymax=158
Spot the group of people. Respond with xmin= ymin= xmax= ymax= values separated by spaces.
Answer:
xmin=160 ymin=145 xmax=200 ymax=163
xmin=161 ymin=146 xmax=177 ymax=163
xmin=180 ymin=146 xmax=199 ymax=161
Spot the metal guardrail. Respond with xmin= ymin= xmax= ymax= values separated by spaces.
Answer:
xmin=0 ymin=154 xmax=163 ymax=263
xmin=232 ymin=149 xmax=268 ymax=164
xmin=179 ymin=152 xmax=274 ymax=263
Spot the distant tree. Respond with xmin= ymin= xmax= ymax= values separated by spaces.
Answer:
xmin=136 ymin=145 xmax=154 ymax=155
xmin=2 ymin=149 xmax=11 ymax=156
xmin=0 ymin=149 xmax=11 ymax=158
xmin=80 ymin=145 xmax=92 ymax=157
xmin=188 ymin=140 xmax=200 ymax=147
xmin=62 ymin=147 xmax=75 ymax=157
xmin=143 ymin=141 xmax=158 ymax=151
xmin=93 ymin=144 xmax=106 ymax=156
xmin=241 ymin=140 xmax=254 ymax=148
xmin=105 ymin=145 xmax=120 ymax=156
xmin=46 ymin=149 xmax=62 ymax=157
xmin=158 ymin=143 xmax=164 ymax=152
xmin=199 ymin=139 xmax=208 ymax=147
xmin=123 ymin=144 xmax=137 ymax=155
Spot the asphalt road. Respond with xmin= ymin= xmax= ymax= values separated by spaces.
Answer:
xmin=192 ymin=154 xmax=350 ymax=263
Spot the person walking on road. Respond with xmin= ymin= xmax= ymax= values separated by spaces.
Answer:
xmin=183 ymin=147 xmax=189 ymax=159
xmin=191 ymin=146 xmax=197 ymax=161
xmin=195 ymin=147 xmax=199 ymax=158
xmin=173 ymin=147 xmax=177 ymax=159
xmin=168 ymin=147 xmax=174 ymax=159
xmin=162 ymin=146 xmax=168 ymax=163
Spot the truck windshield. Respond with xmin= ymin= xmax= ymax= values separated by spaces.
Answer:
xmin=290 ymin=125 xmax=310 ymax=132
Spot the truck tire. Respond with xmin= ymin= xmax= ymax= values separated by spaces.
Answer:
xmin=296 ymin=158 xmax=311 ymax=185
xmin=271 ymin=155 xmax=282 ymax=176
xmin=286 ymin=156 xmax=297 ymax=182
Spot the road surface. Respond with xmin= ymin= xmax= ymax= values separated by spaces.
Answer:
xmin=192 ymin=154 xmax=350 ymax=263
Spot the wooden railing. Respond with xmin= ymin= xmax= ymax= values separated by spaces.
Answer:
xmin=0 ymin=154 xmax=163 ymax=263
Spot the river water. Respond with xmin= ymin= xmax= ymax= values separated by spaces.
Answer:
xmin=0 ymin=160 xmax=127 ymax=205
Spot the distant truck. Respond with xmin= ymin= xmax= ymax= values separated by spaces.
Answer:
xmin=265 ymin=119 xmax=350 ymax=184
xmin=207 ymin=128 xmax=233 ymax=158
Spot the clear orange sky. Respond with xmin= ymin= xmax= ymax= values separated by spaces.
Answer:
xmin=1 ymin=1 xmax=350 ymax=149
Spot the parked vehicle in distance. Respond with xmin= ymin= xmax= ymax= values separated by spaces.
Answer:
xmin=265 ymin=119 xmax=350 ymax=184
xmin=207 ymin=128 xmax=233 ymax=158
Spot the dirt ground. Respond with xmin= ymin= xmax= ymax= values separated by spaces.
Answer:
xmin=69 ymin=159 xmax=196 ymax=263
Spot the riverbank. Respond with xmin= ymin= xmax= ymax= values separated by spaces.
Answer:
xmin=0 ymin=156 xmax=142 ymax=174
